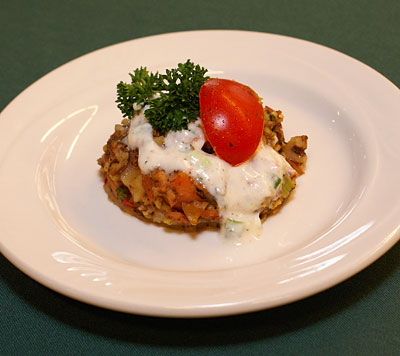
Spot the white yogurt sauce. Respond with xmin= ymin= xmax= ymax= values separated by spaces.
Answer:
xmin=128 ymin=111 xmax=295 ymax=244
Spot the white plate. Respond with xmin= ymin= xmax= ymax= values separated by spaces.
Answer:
xmin=1 ymin=30 xmax=399 ymax=317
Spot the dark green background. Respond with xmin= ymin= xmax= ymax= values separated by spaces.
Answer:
xmin=1 ymin=1 xmax=399 ymax=355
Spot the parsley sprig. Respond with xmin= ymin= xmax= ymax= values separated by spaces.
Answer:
xmin=116 ymin=60 xmax=209 ymax=134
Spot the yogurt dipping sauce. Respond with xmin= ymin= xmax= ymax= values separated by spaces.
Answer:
xmin=128 ymin=110 xmax=295 ymax=243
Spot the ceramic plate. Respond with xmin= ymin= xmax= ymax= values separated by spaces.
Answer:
xmin=1 ymin=30 xmax=399 ymax=317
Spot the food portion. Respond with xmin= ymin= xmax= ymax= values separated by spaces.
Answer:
xmin=98 ymin=60 xmax=308 ymax=243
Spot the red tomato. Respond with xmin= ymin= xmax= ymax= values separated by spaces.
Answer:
xmin=199 ymin=78 xmax=264 ymax=166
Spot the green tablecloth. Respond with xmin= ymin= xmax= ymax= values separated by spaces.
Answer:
xmin=1 ymin=1 xmax=399 ymax=355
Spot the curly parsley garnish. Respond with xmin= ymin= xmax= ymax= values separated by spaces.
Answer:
xmin=116 ymin=60 xmax=209 ymax=134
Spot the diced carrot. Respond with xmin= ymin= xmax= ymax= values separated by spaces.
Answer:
xmin=182 ymin=201 xmax=208 ymax=225
xmin=201 ymin=209 xmax=220 ymax=221
xmin=169 ymin=172 xmax=200 ymax=204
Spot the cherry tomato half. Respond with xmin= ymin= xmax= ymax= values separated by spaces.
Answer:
xmin=199 ymin=78 xmax=264 ymax=166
